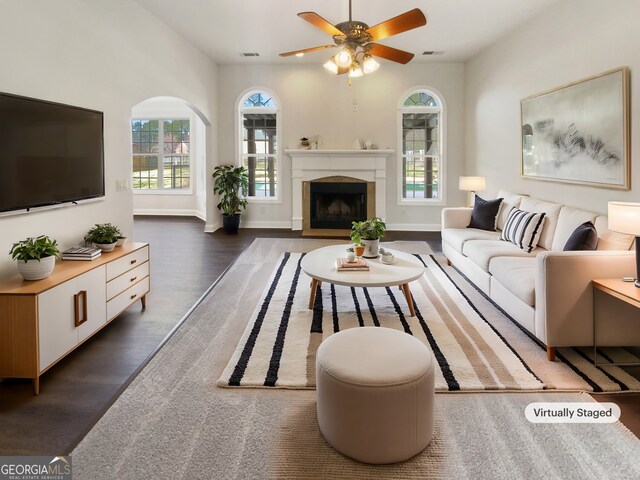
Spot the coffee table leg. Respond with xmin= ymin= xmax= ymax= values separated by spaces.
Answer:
xmin=401 ymin=283 xmax=416 ymax=317
xmin=309 ymin=278 xmax=320 ymax=309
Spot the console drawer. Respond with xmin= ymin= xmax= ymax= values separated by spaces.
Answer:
xmin=107 ymin=277 xmax=149 ymax=321
xmin=106 ymin=246 xmax=149 ymax=281
xmin=106 ymin=262 xmax=149 ymax=301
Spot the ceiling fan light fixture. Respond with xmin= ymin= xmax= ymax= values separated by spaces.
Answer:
xmin=348 ymin=61 xmax=363 ymax=78
xmin=335 ymin=49 xmax=353 ymax=68
xmin=362 ymin=54 xmax=380 ymax=74
xmin=323 ymin=59 xmax=339 ymax=74
xmin=295 ymin=52 xmax=304 ymax=57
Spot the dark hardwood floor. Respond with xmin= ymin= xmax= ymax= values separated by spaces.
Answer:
xmin=0 ymin=217 xmax=637 ymax=456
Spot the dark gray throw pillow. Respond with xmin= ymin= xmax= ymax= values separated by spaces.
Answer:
xmin=563 ymin=221 xmax=598 ymax=251
xmin=468 ymin=196 xmax=503 ymax=231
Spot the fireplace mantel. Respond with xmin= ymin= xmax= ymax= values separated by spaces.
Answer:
xmin=286 ymin=149 xmax=394 ymax=231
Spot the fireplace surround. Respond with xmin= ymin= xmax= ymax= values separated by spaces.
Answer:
xmin=287 ymin=149 xmax=393 ymax=232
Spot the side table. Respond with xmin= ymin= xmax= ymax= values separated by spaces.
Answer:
xmin=592 ymin=278 xmax=640 ymax=366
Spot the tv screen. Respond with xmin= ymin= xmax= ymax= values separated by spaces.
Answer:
xmin=0 ymin=92 xmax=104 ymax=213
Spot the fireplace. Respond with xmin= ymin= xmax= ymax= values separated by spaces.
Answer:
xmin=310 ymin=182 xmax=367 ymax=229
xmin=301 ymin=175 xmax=375 ymax=233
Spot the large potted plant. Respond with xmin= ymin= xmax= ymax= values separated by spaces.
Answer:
xmin=351 ymin=217 xmax=387 ymax=258
xmin=84 ymin=223 xmax=122 ymax=252
xmin=9 ymin=235 xmax=60 ymax=280
xmin=212 ymin=165 xmax=249 ymax=234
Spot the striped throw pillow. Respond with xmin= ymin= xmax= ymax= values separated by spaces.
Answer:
xmin=499 ymin=208 xmax=546 ymax=253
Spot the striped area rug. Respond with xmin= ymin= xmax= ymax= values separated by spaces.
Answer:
xmin=217 ymin=251 xmax=640 ymax=392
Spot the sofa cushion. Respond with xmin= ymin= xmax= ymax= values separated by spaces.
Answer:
xmin=442 ymin=228 xmax=500 ymax=254
xmin=499 ymin=208 xmax=546 ymax=253
xmin=468 ymin=195 xmax=502 ymax=231
xmin=462 ymin=239 xmax=543 ymax=272
xmin=550 ymin=206 xmax=597 ymax=251
xmin=563 ymin=221 xmax=598 ymax=251
xmin=496 ymin=191 xmax=526 ymax=231
xmin=489 ymin=257 xmax=537 ymax=307
xmin=519 ymin=197 xmax=562 ymax=250
xmin=594 ymin=216 xmax=635 ymax=251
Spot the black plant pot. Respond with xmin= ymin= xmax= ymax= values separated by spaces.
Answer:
xmin=222 ymin=214 xmax=241 ymax=234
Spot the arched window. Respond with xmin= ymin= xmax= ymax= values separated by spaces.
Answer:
xmin=398 ymin=89 xmax=444 ymax=202
xmin=238 ymin=90 xmax=279 ymax=198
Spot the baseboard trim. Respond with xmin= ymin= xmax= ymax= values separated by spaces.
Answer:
xmin=386 ymin=223 xmax=441 ymax=232
xmin=133 ymin=208 xmax=202 ymax=217
xmin=240 ymin=220 xmax=292 ymax=229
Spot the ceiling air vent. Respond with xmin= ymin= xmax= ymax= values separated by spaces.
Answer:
xmin=240 ymin=52 xmax=260 ymax=57
xmin=422 ymin=51 xmax=444 ymax=56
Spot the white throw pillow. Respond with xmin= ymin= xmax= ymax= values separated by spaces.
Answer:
xmin=499 ymin=208 xmax=546 ymax=253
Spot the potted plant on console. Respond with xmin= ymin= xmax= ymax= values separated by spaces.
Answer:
xmin=351 ymin=217 xmax=387 ymax=259
xmin=9 ymin=235 xmax=60 ymax=280
xmin=84 ymin=223 xmax=122 ymax=252
xmin=212 ymin=164 xmax=249 ymax=234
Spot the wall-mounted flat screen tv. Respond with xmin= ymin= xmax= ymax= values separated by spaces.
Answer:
xmin=0 ymin=92 xmax=104 ymax=213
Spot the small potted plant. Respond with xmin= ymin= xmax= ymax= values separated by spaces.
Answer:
xmin=84 ymin=223 xmax=122 ymax=252
xmin=346 ymin=247 xmax=356 ymax=263
xmin=351 ymin=217 xmax=387 ymax=258
xmin=9 ymin=235 xmax=60 ymax=280
xmin=212 ymin=164 xmax=249 ymax=234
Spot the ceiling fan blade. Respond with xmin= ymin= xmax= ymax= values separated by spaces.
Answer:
xmin=365 ymin=8 xmax=427 ymax=42
xmin=369 ymin=44 xmax=415 ymax=64
xmin=297 ymin=12 xmax=344 ymax=37
xmin=279 ymin=45 xmax=336 ymax=57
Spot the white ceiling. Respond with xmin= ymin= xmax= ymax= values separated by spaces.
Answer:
xmin=134 ymin=0 xmax=559 ymax=64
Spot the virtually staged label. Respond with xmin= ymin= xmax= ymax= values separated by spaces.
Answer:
xmin=525 ymin=402 xmax=621 ymax=423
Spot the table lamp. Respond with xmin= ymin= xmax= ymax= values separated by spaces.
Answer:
xmin=459 ymin=176 xmax=486 ymax=207
xmin=608 ymin=201 xmax=640 ymax=287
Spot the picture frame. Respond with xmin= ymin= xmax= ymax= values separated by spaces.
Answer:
xmin=520 ymin=67 xmax=629 ymax=189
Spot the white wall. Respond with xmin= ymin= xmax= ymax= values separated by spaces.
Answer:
xmin=131 ymin=98 xmax=207 ymax=220
xmin=465 ymin=0 xmax=640 ymax=214
xmin=0 ymin=0 xmax=217 ymax=278
xmin=217 ymin=63 xmax=466 ymax=230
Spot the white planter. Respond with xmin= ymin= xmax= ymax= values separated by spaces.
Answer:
xmin=17 ymin=255 xmax=56 ymax=281
xmin=95 ymin=242 xmax=117 ymax=252
xmin=361 ymin=238 xmax=380 ymax=258
xmin=115 ymin=237 xmax=128 ymax=247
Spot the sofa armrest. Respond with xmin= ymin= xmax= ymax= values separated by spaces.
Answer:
xmin=535 ymin=250 xmax=636 ymax=347
xmin=441 ymin=207 xmax=472 ymax=230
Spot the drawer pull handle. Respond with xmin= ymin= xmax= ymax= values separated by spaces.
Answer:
xmin=130 ymin=259 xmax=137 ymax=265
xmin=130 ymin=276 xmax=137 ymax=282
xmin=130 ymin=293 xmax=137 ymax=300
xmin=74 ymin=290 xmax=88 ymax=327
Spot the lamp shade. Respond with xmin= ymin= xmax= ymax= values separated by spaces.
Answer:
xmin=459 ymin=176 xmax=486 ymax=192
xmin=608 ymin=202 xmax=640 ymax=235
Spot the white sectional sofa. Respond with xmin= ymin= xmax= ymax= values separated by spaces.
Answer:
xmin=441 ymin=191 xmax=640 ymax=361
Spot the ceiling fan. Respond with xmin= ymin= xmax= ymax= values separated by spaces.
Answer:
xmin=279 ymin=0 xmax=427 ymax=78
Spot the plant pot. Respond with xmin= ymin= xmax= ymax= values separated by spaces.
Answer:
xmin=115 ymin=237 xmax=128 ymax=247
xmin=361 ymin=238 xmax=380 ymax=258
xmin=16 ymin=255 xmax=56 ymax=281
xmin=95 ymin=242 xmax=117 ymax=252
xmin=222 ymin=214 xmax=241 ymax=234
xmin=354 ymin=245 xmax=366 ymax=257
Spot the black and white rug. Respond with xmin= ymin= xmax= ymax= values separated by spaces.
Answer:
xmin=218 ymin=251 xmax=640 ymax=392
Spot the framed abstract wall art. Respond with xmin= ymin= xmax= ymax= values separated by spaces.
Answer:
xmin=521 ymin=67 xmax=629 ymax=189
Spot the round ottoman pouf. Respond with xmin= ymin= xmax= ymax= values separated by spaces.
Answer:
xmin=316 ymin=326 xmax=435 ymax=464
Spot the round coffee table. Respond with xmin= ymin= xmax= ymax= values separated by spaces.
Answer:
xmin=301 ymin=245 xmax=425 ymax=317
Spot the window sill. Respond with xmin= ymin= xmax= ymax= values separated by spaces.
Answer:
xmin=133 ymin=189 xmax=194 ymax=196
xmin=397 ymin=198 xmax=446 ymax=206
xmin=247 ymin=197 xmax=281 ymax=204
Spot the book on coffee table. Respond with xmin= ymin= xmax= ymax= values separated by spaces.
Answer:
xmin=336 ymin=257 xmax=369 ymax=271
